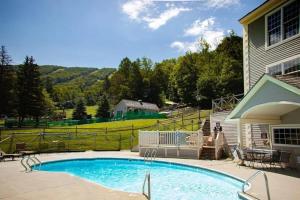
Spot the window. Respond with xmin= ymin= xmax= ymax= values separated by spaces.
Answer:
xmin=267 ymin=10 xmax=281 ymax=45
xmin=284 ymin=57 xmax=300 ymax=74
xmin=273 ymin=127 xmax=300 ymax=146
xmin=283 ymin=0 xmax=299 ymax=39
xmin=267 ymin=55 xmax=300 ymax=75
xmin=268 ymin=64 xmax=282 ymax=75
xmin=266 ymin=0 xmax=300 ymax=46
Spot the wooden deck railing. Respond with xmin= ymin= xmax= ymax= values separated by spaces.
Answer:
xmin=212 ymin=93 xmax=244 ymax=113
xmin=139 ymin=130 xmax=203 ymax=148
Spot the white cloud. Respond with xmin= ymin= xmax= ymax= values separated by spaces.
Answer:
xmin=171 ymin=17 xmax=225 ymax=52
xmin=204 ymin=0 xmax=240 ymax=9
xmin=122 ymin=0 xmax=153 ymax=21
xmin=122 ymin=0 xmax=191 ymax=30
xmin=170 ymin=41 xmax=199 ymax=52
xmin=184 ymin=17 xmax=215 ymax=36
xmin=143 ymin=7 xmax=190 ymax=30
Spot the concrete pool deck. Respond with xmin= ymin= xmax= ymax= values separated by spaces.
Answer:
xmin=0 ymin=151 xmax=299 ymax=200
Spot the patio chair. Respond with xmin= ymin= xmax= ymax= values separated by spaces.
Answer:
xmin=16 ymin=142 xmax=36 ymax=156
xmin=235 ymin=148 xmax=251 ymax=166
xmin=0 ymin=149 xmax=22 ymax=161
xmin=278 ymin=151 xmax=291 ymax=168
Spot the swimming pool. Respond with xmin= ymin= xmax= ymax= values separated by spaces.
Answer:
xmin=34 ymin=158 xmax=244 ymax=200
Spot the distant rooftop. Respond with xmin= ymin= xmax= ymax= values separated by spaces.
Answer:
xmin=121 ymin=99 xmax=159 ymax=111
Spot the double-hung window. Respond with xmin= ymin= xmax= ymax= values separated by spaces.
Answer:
xmin=266 ymin=0 xmax=300 ymax=47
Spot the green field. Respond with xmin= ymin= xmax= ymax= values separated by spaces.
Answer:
xmin=64 ymin=105 xmax=98 ymax=119
xmin=0 ymin=109 xmax=210 ymax=153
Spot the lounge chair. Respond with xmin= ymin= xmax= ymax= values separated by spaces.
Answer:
xmin=16 ymin=142 xmax=36 ymax=156
xmin=0 ymin=149 xmax=22 ymax=161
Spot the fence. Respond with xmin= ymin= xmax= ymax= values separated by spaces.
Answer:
xmin=139 ymin=130 xmax=202 ymax=148
xmin=0 ymin=125 xmax=150 ymax=153
xmin=212 ymin=93 xmax=244 ymax=113
xmin=0 ymin=117 xmax=203 ymax=153
xmin=5 ymin=113 xmax=166 ymax=128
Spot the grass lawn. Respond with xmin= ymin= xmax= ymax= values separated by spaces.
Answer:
xmin=0 ymin=110 xmax=210 ymax=153
xmin=64 ymin=105 xmax=98 ymax=119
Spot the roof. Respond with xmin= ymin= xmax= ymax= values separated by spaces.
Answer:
xmin=275 ymin=73 xmax=300 ymax=89
xmin=239 ymin=0 xmax=288 ymax=25
xmin=226 ymin=74 xmax=300 ymax=121
xmin=120 ymin=99 xmax=159 ymax=111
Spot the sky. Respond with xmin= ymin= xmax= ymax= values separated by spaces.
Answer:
xmin=0 ymin=0 xmax=264 ymax=68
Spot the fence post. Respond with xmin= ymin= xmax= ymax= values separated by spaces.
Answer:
xmin=38 ymin=133 xmax=42 ymax=152
xmin=94 ymin=133 xmax=96 ymax=150
xmin=76 ymin=126 xmax=78 ymax=136
xmin=181 ymin=113 xmax=184 ymax=126
xmin=0 ymin=128 xmax=2 ymax=141
xmin=119 ymin=133 xmax=122 ymax=150
xmin=157 ymin=120 xmax=160 ymax=130
xmin=130 ymin=124 xmax=134 ymax=150
xmin=8 ymin=133 xmax=14 ymax=153
xmin=191 ymin=120 xmax=194 ymax=131
xmin=105 ymin=127 xmax=108 ymax=141
xmin=173 ymin=120 xmax=176 ymax=131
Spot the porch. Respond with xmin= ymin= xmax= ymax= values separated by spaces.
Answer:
xmin=226 ymin=74 xmax=300 ymax=169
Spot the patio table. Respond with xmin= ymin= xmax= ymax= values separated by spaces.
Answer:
xmin=244 ymin=148 xmax=278 ymax=168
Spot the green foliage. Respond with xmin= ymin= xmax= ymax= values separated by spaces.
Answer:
xmin=96 ymin=95 xmax=110 ymax=118
xmin=17 ymin=56 xmax=46 ymax=122
xmin=174 ymin=53 xmax=199 ymax=106
xmin=72 ymin=99 xmax=87 ymax=120
xmin=0 ymin=46 xmax=16 ymax=116
xmin=40 ymin=66 xmax=115 ymax=107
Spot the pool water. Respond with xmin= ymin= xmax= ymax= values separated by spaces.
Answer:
xmin=35 ymin=158 xmax=243 ymax=200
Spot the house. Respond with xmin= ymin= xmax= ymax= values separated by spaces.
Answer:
xmin=113 ymin=99 xmax=159 ymax=118
xmin=211 ymin=0 xmax=300 ymax=168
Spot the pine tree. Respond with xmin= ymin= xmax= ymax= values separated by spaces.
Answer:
xmin=0 ymin=46 xmax=16 ymax=116
xmin=17 ymin=56 xmax=45 ymax=125
xmin=96 ymin=95 xmax=110 ymax=118
xmin=72 ymin=99 xmax=87 ymax=120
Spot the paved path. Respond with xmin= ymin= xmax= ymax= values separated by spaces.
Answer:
xmin=0 ymin=151 xmax=299 ymax=200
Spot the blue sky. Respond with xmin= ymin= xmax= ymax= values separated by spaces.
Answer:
xmin=0 ymin=0 xmax=264 ymax=68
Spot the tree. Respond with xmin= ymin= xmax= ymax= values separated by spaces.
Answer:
xmin=72 ymin=99 xmax=87 ymax=120
xmin=128 ymin=60 xmax=143 ymax=99
xmin=96 ymin=95 xmax=110 ymax=118
xmin=17 ymin=56 xmax=45 ymax=125
xmin=174 ymin=53 xmax=199 ymax=105
xmin=0 ymin=46 xmax=16 ymax=116
xmin=102 ymin=75 xmax=110 ymax=94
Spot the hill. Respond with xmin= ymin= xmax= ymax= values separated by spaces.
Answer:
xmin=39 ymin=65 xmax=116 ymax=107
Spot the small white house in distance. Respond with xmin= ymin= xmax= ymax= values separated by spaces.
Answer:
xmin=113 ymin=99 xmax=159 ymax=117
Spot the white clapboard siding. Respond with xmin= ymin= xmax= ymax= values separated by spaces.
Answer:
xmin=210 ymin=111 xmax=238 ymax=146
xmin=251 ymin=124 xmax=269 ymax=148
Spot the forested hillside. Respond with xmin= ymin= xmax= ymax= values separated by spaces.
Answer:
xmin=40 ymin=66 xmax=115 ymax=107
xmin=0 ymin=32 xmax=243 ymax=122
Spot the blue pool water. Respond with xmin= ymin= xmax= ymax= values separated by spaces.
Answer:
xmin=35 ymin=158 xmax=243 ymax=200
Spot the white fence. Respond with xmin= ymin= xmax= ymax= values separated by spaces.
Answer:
xmin=139 ymin=130 xmax=203 ymax=148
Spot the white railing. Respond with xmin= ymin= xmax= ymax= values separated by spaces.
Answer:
xmin=139 ymin=130 xmax=203 ymax=148
xmin=212 ymin=93 xmax=243 ymax=113
xmin=215 ymin=132 xmax=225 ymax=160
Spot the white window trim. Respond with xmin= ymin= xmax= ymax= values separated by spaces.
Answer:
xmin=271 ymin=124 xmax=300 ymax=148
xmin=266 ymin=54 xmax=300 ymax=74
xmin=265 ymin=0 xmax=300 ymax=50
